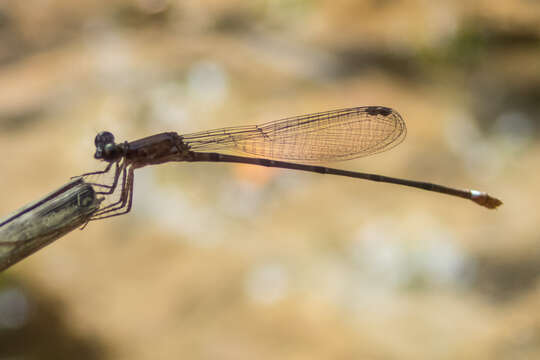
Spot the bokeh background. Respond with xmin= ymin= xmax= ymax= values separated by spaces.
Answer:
xmin=0 ymin=0 xmax=539 ymax=359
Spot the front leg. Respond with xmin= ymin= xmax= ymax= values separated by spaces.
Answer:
xmin=90 ymin=166 xmax=134 ymax=220
xmin=78 ymin=161 xmax=123 ymax=195
xmin=73 ymin=161 xmax=114 ymax=179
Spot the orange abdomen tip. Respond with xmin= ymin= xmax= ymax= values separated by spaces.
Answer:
xmin=470 ymin=190 xmax=503 ymax=209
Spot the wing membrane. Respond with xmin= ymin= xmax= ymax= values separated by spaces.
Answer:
xmin=182 ymin=107 xmax=406 ymax=162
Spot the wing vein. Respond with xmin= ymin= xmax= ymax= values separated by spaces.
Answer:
xmin=182 ymin=106 xmax=406 ymax=162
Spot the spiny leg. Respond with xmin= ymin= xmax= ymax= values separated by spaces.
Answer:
xmin=93 ymin=161 xmax=123 ymax=195
xmin=74 ymin=161 xmax=123 ymax=194
xmin=89 ymin=161 xmax=123 ymax=195
xmin=90 ymin=166 xmax=134 ymax=220
xmin=74 ymin=161 xmax=113 ymax=178
xmin=91 ymin=162 xmax=128 ymax=217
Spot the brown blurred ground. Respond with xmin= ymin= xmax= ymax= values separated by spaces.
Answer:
xmin=0 ymin=1 xmax=539 ymax=359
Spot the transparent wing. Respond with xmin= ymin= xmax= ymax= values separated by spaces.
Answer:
xmin=182 ymin=106 xmax=406 ymax=162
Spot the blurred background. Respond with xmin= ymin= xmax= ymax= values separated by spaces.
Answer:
xmin=0 ymin=0 xmax=538 ymax=359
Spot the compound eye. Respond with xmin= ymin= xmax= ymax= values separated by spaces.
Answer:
xmin=103 ymin=143 xmax=116 ymax=157
xmin=95 ymin=131 xmax=115 ymax=147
